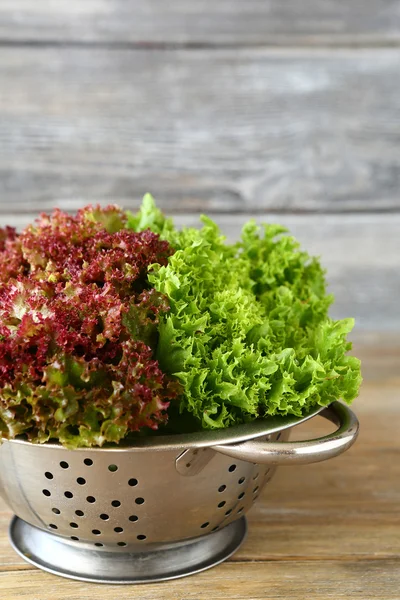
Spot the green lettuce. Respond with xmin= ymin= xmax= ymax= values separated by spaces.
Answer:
xmin=128 ymin=195 xmax=362 ymax=429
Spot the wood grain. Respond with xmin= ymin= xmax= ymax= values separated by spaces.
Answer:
xmin=0 ymin=560 xmax=399 ymax=600
xmin=1 ymin=212 xmax=399 ymax=331
xmin=0 ymin=364 xmax=398 ymax=598
xmin=0 ymin=1 xmax=399 ymax=46
xmin=0 ymin=48 xmax=399 ymax=213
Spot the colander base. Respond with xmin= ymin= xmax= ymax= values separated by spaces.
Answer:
xmin=9 ymin=515 xmax=247 ymax=584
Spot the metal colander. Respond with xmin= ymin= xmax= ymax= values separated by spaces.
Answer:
xmin=0 ymin=401 xmax=358 ymax=584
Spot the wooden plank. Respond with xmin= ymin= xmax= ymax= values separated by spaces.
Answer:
xmin=0 ymin=48 xmax=400 ymax=213
xmin=1 ymin=213 xmax=399 ymax=331
xmin=0 ymin=1 xmax=400 ymax=46
xmin=0 ymin=560 xmax=399 ymax=600
xmin=350 ymin=332 xmax=400 ymax=382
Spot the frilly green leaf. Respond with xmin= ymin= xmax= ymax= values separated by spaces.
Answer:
xmin=129 ymin=196 xmax=362 ymax=430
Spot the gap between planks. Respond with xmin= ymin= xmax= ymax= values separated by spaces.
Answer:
xmin=1 ymin=40 xmax=400 ymax=50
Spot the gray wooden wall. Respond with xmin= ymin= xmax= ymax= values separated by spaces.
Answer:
xmin=0 ymin=2 xmax=399 ymax=333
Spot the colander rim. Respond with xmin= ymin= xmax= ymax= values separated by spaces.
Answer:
xmin=5 ymin=403 xmax=328 ymax=452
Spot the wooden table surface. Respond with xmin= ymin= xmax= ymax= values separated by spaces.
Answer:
xmin=0 ymin=337 xmax=398 ymax=600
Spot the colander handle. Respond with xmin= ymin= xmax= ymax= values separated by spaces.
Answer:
xmin=212 ymin=402 xmax=359 ymax=465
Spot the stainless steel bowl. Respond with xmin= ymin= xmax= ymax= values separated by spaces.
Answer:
xmin=0 ymin=401 xmax=358 ymax=584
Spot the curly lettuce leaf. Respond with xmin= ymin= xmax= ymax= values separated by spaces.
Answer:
xmin=0 ymin=205 xmax=179 ymax=447
xmin=129 ymin=196 xmax=362 ymax=429
xmin=126 ymin=193 xmax=176 ymax=241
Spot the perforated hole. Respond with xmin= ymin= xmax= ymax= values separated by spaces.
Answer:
xmin=49 ymin=523 xmax=58 ymax=529
xmin=253 ymin=472 xmax=259 ymax=480
xmin=118 ymin=542 xmax=127 ymax=547
xmin=42 ymin=489 xmax=51 ymax=497
xmin=60 ymin=461 xmax=69 ymax=469
xmin=228 ymin=464 xmax=237 ymax=472
xmin=200 ymin=522 xmax=210 ymax=529
xmin=108 ymin=464 xmax=118 ymax=472
xmin=100 ymin=513 xmax=109 ymax=521
xmin=253 ymin=486 xmax=259 ymax=494
xmin=64 ymin=491 xmax=73 ymax=499
xmin=111 ymin=500 xmax=121 ymax=507
xmin=238 ymin=477 xmax=246 ymax=485
xmin=218 ymin=501 xmax=226 ymax=508
xmin=52 ymin=508 xmax=60 ymax=515
xmin=70 ymin=522 xmax=78 ymax=529
xmin=84 ymin=458 xmax=93 ymax=466
xmin=75 ymin=510 xmax=84 ymax=517
xmin=218 ymin=484 xmax=226 ymax=493
xmin=225 ymin=509 xmax=232 ymax=516
xmin=86 ymin=496 xmax=96 ymax=503
xmin=77 ymin=477 xmax=86 ymax=486
xmin=238 ymin=492 xmax=245 ymax=500
xmin=128 ymin=478 xmax=138 ymax=487
xmin=114 ymin=527 xmax=123 ymax=533
xmin=237 ymin=507 xmax=244 ymax=514
xmin=92 ymin=529 xmax=101 ymax=535
xmin=135 ymin=497 xmax=145 ymax=505
xmin=45 ymin=472 xmax=53 ymax=480
xmin=71 ymin=536 xmax=79 ymax=541
xmin=137 ymin=535 xmax=146 ymax=541
xmin=94 ymin=542 xmax=103 ymax=547
xmin=212 ymin=526 xmax=219 ymax=532
xmin=129 ymin=515 xmax=138 ymax=522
